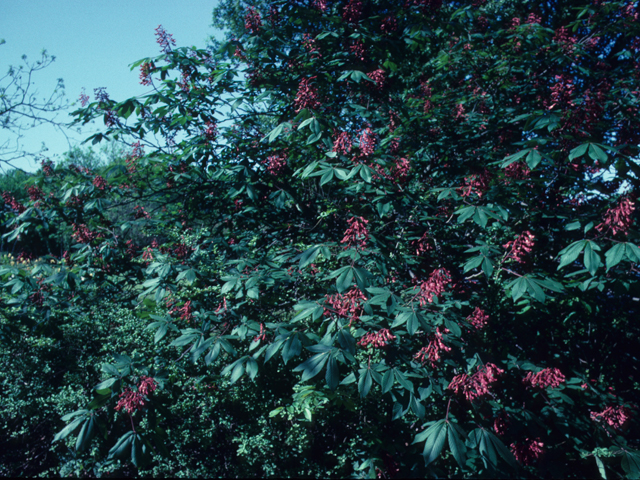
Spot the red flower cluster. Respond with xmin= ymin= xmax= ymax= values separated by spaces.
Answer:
xmin=380 ymin=15 xmax=398 ymax=34
xmin=548 ymin=74 xmax=575 ymax=109
xmin=448 ymin=363 xmax=504 ymax=401
xmin=503 ymin=230 xmax=535 ymax=263
xmin=332 ymin=131 xmax=352 ymax=155
xmin=115 ymin=388 xmax=146 ymax=414
xmin=92 ymin=175 xmax=107 ymax=190
xmin=244 ymin=7 xmax=263 ymax=34
xmin=173 ymin=243 xmax=193 ymax=260
xmin=134 ymin=206 xmax=150 ymax=219
xmin=510 ymin=438 xmax=544 ymax=465
xmin=79 ymin=89 xmax=90 ymax=107
xmin=350 ymin=40 xmax=366 ymax=61
xmin=264 ymin=152 xmax=288 ymax=176
xmin=142 ymin=247 xmax=154 ymax=261
xmin=139 ymin=61 xmax=155 ymax=86
xmin=525 ymin=13 xmax=542 ymax=24
xmin=358 ymin=329 xmax=396 ymax=348
xmin=303 ymin=33 xmax=321 ymax=58
xmin=523 ymin=367 xmax=565 ymax=389
xmin=553 ymin=26 xmax=577 ymax=54
xmin=41 ymin=159 xmax=54 ymax=176
xmin=417 ymin=268 xmax=452 ymax=306
xmin=202 ymin=121 xmax=217 ymax=142
xmin=155 ymin=25 xmax=176 ymax=54
xmin=590 ymin=405 xmax=632 ymax=431
xmin=325 ymin=287 xmax=367 ymax=325
xmin=293 ymin=77 xmax=321 ymax=112
xmin=411 ymin=232 xmax=432 ymax=257
xmin=341 ymin=216 xmax=370 ymax=249
xmin=253 ymin=323 xmax=268 ymax=343
xmin=343 ymin=0 xmax=364 ymax=23
xmin=596 ymin=197 xmax=635 ymax=236
xmin=466 ymin=307 xmax=489 ymax=330
xmin=505 ymin=161 xmax=530 ymax=180
xmin=413 ymin=327 xmax=451 ymax=367
xmin=71 ymin=224 xmax=101 ymax=244
xmin=460 ymin=170 xmax=491 ymax=198
xmin=368 ymin=69 xmax=386 ymax=92
xmin=138 ymin=376 xmax=158 ymax=396
xmin=358 ymin=128 xmax=376 ymax=157
xmin=178 ymin=300 xmax=194 ymax=322
xmin=313 ymin=0 xmax=328 ymax=12
xmin=493 ymin=411 xmax=510 ymax=435
xmin=27 ymin=186 xmax=43 ymax=202
xmin=393 ymin=157 xmax=411 ymax=183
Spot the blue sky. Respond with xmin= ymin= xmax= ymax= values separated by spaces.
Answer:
xmin=1 ymin=0 xmax=222 ymax=171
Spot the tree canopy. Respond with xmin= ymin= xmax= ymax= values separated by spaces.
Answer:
xmin=2 ymin=1 xmax=640 ymax=477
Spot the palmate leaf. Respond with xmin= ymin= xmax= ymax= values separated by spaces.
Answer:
xmin=414 ymin=419 xmax=448 ymax=466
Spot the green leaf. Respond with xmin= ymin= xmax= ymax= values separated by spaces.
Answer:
xmin=294 ymin=352 xmax=330 ymax=382
xmin=448 ymin=421 xmax=467 ymax=469
xmin=108 ymin=431 xmax=135 ymax=461
xmin=588 ymin=143 xmax=608 ymax=162
xmin=526 ymin=149 xmax=542 ymax=169
xmin=605 ymin=243 xmax=625 ymax=271
xmin=508 ymin=277 xmax=528 ymax=301
xmin=75 ymin=417 xmax=95 ymax=452
xmin=417 ymin=419 xmax=447 ymax=466
xmin=381 ymin=369 xmax=394 ymax=394
xmin=501 ymin=149 xmax=530 ymax=168
xmin=358 ymin=369 xmax=373 ymax=398
xmin=325 ymin=355 xmax=339 ymax=390
xmin=336 ymin=267 xmax=354 ymax=293
xmin=594 ymin=455 xmax=607 ymax=479
xmin=621 ymin=449 xmax=640 ymax=480
xmin=557 ymin=240 xmax=586 ymax=270
xmin=53 ymin=417 xmax=85 ymax=443
xmin=584 ymin=241 xmax=602 ymax=276
xmin=569 ymin=144 xmax=589 ymax=160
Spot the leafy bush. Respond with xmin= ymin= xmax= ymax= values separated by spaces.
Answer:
xmin=2 ymin=1 xmax=640 ymax=477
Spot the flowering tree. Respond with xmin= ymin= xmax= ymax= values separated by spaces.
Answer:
xmin=2 ymin=1 xmax=640 ymax=477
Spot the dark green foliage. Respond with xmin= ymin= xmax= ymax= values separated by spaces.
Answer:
xmin=1 ymin=0 xmax=640 ymax=477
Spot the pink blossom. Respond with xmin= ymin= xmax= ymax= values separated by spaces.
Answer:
xmin=303 ymin=33 xmax=322 ymax=58
xmin=139 ymin=61 xmax=154 ymax=86
xmin=92 ymin=175 xmax=107 ymax=190
xmin=590 ymin=405 xmax=632 ymax=431
xmin=138 ymin=376 xmax=158 ymax=396
xmin=493 ymin=411 xmax=510 ymax=435
xmin=325 ymin=287 xmax=367 ymax=325
xmin=358 ymin=329 xmax=396 ymax=348
xmin=332 ymin=131 xmax=352 ymax=155
xmin=134 ymin=206 xmax=150 ymax=219
xmin=460 ymin=170 xmax=491 ymax=198
xmin=264 ymin=152 xmax=288 ymax=176
xmin=525 ymin=13 xmax=542 ymax=25
xmin=411 ymin=232 xmax=432 ymax=256
xmin=244 ymin=7 xmax=262 ymax=34
xmin=505 ymin=161 xmax=530 ymax=180
xmin=343 ymin=0 xmax=364 ymax=23
xmin=293 ymin=77 xmax=321 ymax=112
xmin=155 ymin=25 xmax=176 ymax=54
xmin=510 ymin=438 xmax=544 ymax=465
xmin=417 ymin=268 xmax=452 ymax=306
xmin=350 ymin=40 xmax=367 ymax=61
xmin=448 ymin=363 xmax=504 ymax=401
xmin=341 ymin=216 xmax=370 ymax=250
xmin=467 ymin=307 xmax=489 ymax=330
xmin=523 ymin=367 xmax=565 ymax=389
xmin=414 ymin=327 xmax=451 ymax=367
xmin=368 ymin=69 xmax=386 ymax=91
xmin=393 ymin=157 xmax=410 ymax=183
xmin=79 ymin=89 xmax=89 ymax=107
xmin=71 ymin=224 xmax=101 ymax=244
xmin=313 ymin=0 xmax=328 ymax=12
xmin=204 ymin=121 xmax=217 ymax=142
xmin=503 ymin=230 xmax=535 ymax=263
xmin=115 ymin=388 xmax=146 ymax=414
xmin=358 ymin=128 xmax=377 ymax=157
xmin=596 ymin=197 xmax=635 ymax=236
xmin=380 ymin=15 xmax=399 ymax=34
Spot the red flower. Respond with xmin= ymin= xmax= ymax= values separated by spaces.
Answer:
xmin=115 ymin=388 xmax=146 ymax=414
xmin=155 ymin=25 xmax=176 ymax=54
xmin=358 ymin=329 xmax=396 ymax=348
xmin=413 ymin=327 xmax=451 ymax=367
xmin=417 ymin=268 xmax=452 ymax=306
xmin=503 ymin=230 xmax=535 ymax=263
xmin=343 ymin=0 xmax=364 ymax=23
xmin=139 ymin=61 xmax=155 ymax=86
xmin=138 ymin=376 xmax=158 ymax=396
xmin=510 ymin=438 xmax=544 ymax=465
xmin=448 ymin=363 xmax=504 ymax=401
xmin=325 ymin=287 xmax=367 ymax=325
xmin=92 ymin=175 xmax=107 ymax=190
xmin=523 ymin=367 xmax=565 ymax=389
xmin=596 ymin=197 xmax=635 ymax=236
xmin=590 ymin=405 xmax=632 ymax=431
xmin=263 ymin=152 xmax=288 ymax=176
xmin=332 ymin=131 xmax=352 ymax=155
xmin=467 ymin=307 xmax=489 ymax=330
xmin=244 ymin=7 xmax=263 ymax=34
xmin=341 ymin=216 xmax=370 ymax=250
xmin=358 ymin=128 xmax=377 ymax=157
xmin=293 ymin=77 xmax=321 ymax=112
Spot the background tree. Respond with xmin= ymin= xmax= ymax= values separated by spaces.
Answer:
xmin=2 ymin=1 xmax=640 ymax=478
xmin=0 ymin=41 xmax=69 ymax=168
